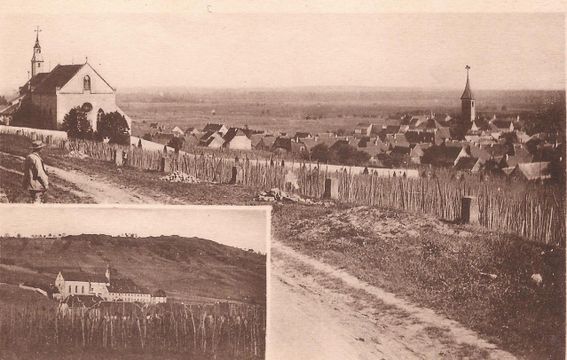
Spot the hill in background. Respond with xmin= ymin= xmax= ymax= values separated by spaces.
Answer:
xmin=0 ymin=234 xmax=266 ymax=305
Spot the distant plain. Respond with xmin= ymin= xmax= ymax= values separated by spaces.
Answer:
xmin=117 ymin=87 xmax=563 ymax=137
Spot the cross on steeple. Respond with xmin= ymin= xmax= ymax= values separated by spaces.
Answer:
xmin=31 ymin=26 xmax=44 ymax=77
xmin=465 ymin=65 xmax=470 ymax=77
xmin=34 ymin=26 xmax=41 ymax=40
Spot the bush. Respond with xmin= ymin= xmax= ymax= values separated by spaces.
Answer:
xmin=330 ymin=142 xmax=370 ymax=166
xmin=311 ymin=142 xmax=369 ymax=166
xmin=95 ymin=110 xmax=130 ymax=145
xmin=61 ymin=107 xmax=93 ymax=139
xmin=167 ymin=136 xmax=185 ymax=153
xmin=311 ymin=143 xmax=330 ymax=163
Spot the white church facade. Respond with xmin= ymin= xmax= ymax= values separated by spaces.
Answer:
xmin=55 ymin=267 xmax=166 ymax=304
xmin=7 ymin=28 xmax=131 ymax=131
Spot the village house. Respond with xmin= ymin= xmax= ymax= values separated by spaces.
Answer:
xmin=434 ymin=127 xmax=452 ymax=145
xmin=202 ymin=123 xmax=228 ymax=136
xmin=171 ymin=126 xmax=185 ymax=137
xmin=10 ymin=30 xmax=131 ymax=131
xmin=410 ymin=143 xmax=432 ymax=164
xmin=293 ymin=132 xmax=313 ymax=142
xmin=223 ymin=127 xmax=252 ymax=150
xmin=200 ymin=131 xmax=225 ymax=148
xmin=504 ymin=162 xmax=552 ymax=181
xmin=254 ymin=135 xmax=277 ymax=151
xmin=184 ymin=133 xmax=201 ymax=147
xmin=354 ymin=123 xmax=373 ymax=136
xmin=357 ymin=137 xmax=387 ymax=158
xmin=489 ymin=118 xmax=515 ymax=133
xmin=271 ymin=136 xmax=307 ymax=155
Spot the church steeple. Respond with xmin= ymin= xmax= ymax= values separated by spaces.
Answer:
xmin=460 ymin=65 xmax=475 ymax=122
xmin=31 ymin=26 xmax=44 ymax=78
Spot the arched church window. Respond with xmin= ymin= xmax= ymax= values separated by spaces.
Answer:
xmin=83 ymin=75 xmax=91 ymax=91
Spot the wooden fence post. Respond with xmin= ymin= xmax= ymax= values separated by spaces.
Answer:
xmin=230 ymin=166 xmax=237 ymax=184
xmin=114 ymin=149 xmax=123 ymax=167
xmin=322 ymin=178 xmax=339 ymax=199
xmin=462 ymin=196 xmax=480 ymax=225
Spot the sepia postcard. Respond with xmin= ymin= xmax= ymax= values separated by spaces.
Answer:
xmin=0 ymin=1 xmax=565 ymax=359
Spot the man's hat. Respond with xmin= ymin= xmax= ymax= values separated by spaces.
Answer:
xmin=31 ymin=140 xmax=46 ymax=150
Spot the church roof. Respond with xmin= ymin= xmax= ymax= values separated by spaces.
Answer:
xmin=60 ymin=271 xmax=108 ymax=283
xmin=461 ymin=74 xmax=474 ymax=100
xmin=34 ymin=64 xmax=83 ymax=94
xmin=29 ymin=73 xmax=50 ymax=87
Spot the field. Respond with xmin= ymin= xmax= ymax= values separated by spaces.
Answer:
xmin=117 ymin=87 xmax=563 ymax=137
xmin=0 ymin=298 xmax=264 ymax=360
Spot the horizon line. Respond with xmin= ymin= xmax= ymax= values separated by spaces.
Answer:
xmin=2 ymin=84 xmax=564 ymax=96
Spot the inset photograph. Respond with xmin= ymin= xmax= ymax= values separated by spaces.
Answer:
xmin=0 ymin=205 xmax=268 ymax=360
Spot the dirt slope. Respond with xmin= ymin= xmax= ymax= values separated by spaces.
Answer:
xmin=269 ymin=241 xmax=516 ymax=360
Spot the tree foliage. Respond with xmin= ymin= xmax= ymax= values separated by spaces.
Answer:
xmin=96 ymin=110 xmax=131 ymax=145
xmin=11 ymin=101 xmax=47 ymax=129
xmin=310 ymin=142 xmax=370 ymax=166
xmin=62 ymin=107 xmax=93 ymax=139
xmin=524 ymin=102 xmax=566 ymax=139
xmin=167 ymin=136 xmax=185 ymax=153
xmin=310 ymin=143 xmax=329 ymax=163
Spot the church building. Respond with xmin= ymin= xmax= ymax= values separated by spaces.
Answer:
xmin=461 ymin=65 xmax=475 ymax=122
xmin=8 ymin=28 xmax=131 ymax=131
xmin=55 ymin=266 xmax=166 ymax=304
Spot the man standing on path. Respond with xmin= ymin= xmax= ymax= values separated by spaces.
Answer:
xmin=23 ymin=140 xmax=49 ymax=203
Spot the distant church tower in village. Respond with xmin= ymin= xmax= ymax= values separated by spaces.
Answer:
xmin=31 ymin=26 xmax=44 ymax=78
xmin=460 ymin=65 xmax=475 ymax=122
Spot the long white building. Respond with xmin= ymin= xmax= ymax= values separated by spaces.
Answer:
xmin=54 ymin=267 xmax=166 ymax=304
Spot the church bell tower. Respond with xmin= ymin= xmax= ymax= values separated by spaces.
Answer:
xmin=460 ymin=65 xmax=475 ymax=122
xmin=31 ymin=26 xmax=44 ymax=78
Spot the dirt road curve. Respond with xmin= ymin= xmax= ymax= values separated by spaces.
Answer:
xmin=0 ymin=151 xmax=156 ymax=204
xmin=270 ymin=241 xmax=516 ymax=360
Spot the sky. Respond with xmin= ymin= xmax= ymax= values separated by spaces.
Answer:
xmin=0 ymin=6 xmax=565 ymax=92
xmin=0 ymin=206 xmax=270 ymax=253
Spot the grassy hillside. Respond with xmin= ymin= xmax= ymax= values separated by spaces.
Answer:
xmin=0 ymin=234 xmax=266 ymax=304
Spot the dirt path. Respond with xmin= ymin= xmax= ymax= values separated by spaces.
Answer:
xmin=0 ymin=151 xmax=157 ymax=204
xmin=270 ymin=240 xmax=517 ymax=360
